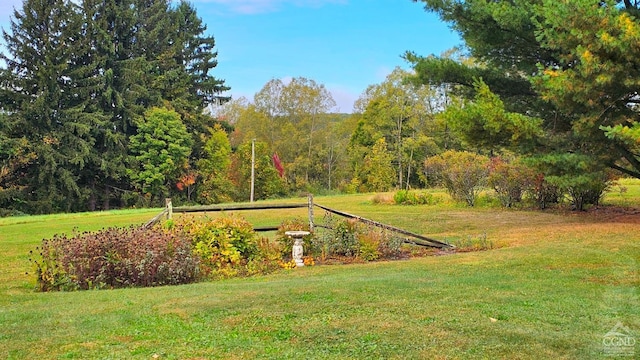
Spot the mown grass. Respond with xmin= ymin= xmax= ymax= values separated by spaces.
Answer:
xmin=1 ymin=181 xmax=639 ymax=359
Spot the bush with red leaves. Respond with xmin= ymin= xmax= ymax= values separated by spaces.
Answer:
xmin=31 ymin=226 xmax=199 ymax=291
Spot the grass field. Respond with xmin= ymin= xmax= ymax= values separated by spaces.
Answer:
xmin=1 ymin=180 xmax=639 ymax=359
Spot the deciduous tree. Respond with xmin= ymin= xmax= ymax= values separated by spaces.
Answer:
xmin=197 ymin=124 xmax=234 ymax=203
xmin=360 ymin=138 xmax=396 ymax=192
xmin=228 ymin=141 xmax=285 ymax=201
xmin=128 ymin=107 xmax=192 ymax=203
xmin=353 ymin=68 xmax=444 ymax=189
xmin=237 ymin=77 xmax=337 ymax=190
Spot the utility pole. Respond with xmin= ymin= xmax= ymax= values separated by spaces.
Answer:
xmin=250 ymin=139 xmax=255 ymax=202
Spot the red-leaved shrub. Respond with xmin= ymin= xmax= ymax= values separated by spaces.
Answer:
xmin=32 ymin=226 xmax=199 ymax=291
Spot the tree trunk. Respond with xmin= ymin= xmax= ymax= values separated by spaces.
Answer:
xmin=103 ymin=185 xmax=110 ymax=210
xmin=406 ymin=148 xmax=413 ymax=190
xmin=89 ymin=181 xmax=97 ymax=211
xmin=396 ymin=115 xmax=403 ymax=189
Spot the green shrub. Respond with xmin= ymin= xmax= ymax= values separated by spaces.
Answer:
xmin=0 ymin=207 xmax=27 ymax=218
xmin=329 ymin=218 xmax=360 ymax=257
xmin=558 ymin=172 xmax=611 ymax=210
xmin=424 ymin=151 xmax=490 ymax=206
xmin=31 ymin=226 xmax=199 ymax=291
xmin=527 ymin=153 xmax=612 ymax=210
xmin=357 ymin=232 xmax=380 ymax=261
xmin=180 ymin=215 xmax=260 ymax=278
xmin=488 ymin=157 xmax=536 ymax=208
xmin=314 ymin=214 xmax=359 ymax=260
xmin=473 ymin=193 xmax=502 ymax=208
xmin=529 ymin=173 xmax=562 ymax=209
xmin=245 ymin=237 xmax=283 ymax=276
xmin=393 ymin=190 xmax=437 ymax=205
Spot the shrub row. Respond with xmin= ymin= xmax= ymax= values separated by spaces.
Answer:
xmin=423 ymin=151 xmax=612 ymax=210
xmin=31 ymin=213 xmax=420 ymax=292
xmin=32 ymin=215 xmax=304 ymax=291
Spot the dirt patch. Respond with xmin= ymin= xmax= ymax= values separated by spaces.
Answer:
xmin=581 ymin=206 xmax=640 ymax=224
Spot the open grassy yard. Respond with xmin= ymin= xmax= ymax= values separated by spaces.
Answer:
xmin=1 ymin=181 xmax=639 ymax=359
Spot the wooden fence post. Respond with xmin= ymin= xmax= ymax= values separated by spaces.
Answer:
xmin=308 ymin=193 xmax=314 ymax=232
xmin=165 ymin=198 xmax=173 ymax=220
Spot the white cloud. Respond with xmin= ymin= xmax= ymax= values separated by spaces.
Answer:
xmin=193 ymin=0 xmax=346 ymax=15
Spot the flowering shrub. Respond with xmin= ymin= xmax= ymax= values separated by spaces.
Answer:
xmin=303 ymin=256 xmax=315 ymax=266
xmin=177 ymin=215 xmax=263 ymax=278
xmin=31 ymin=226 xmax=199 ymax=291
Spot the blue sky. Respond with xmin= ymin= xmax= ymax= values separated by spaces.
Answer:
xmin=0 ymin=0 xmax=461 ymax=112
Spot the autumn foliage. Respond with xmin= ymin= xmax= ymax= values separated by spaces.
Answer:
xmin=31 ymin=215 xmax=285 ymax=291
xmin=31 ymin=226 xmax=199 ymax=291
xmin=424 ymin=150 xmax=490 ymax=206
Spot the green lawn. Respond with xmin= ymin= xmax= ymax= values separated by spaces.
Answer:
xmin=1 ymin=182 xmax=639 ymax=359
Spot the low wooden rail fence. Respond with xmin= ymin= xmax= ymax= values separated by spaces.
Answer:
xmin=145 ymin=195 xmax=453 ymax=249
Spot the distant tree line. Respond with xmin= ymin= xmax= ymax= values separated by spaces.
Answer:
xmin=218 ymin=69 xmax=456 ymax=198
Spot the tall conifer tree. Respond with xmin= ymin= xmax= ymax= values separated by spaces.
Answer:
xmin=1 ymin=0 xmax=95 ymax=212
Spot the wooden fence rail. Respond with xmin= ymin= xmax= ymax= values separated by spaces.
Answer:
xmin=144 ymin=198 xmax=311 ymax=229
xmin=313 ymin=203 xmax=453 ymax=249
xmin=173 ymin=203 xmax=308 ymax=213
xmin=145 ymin=196 xmax=452 ymax=249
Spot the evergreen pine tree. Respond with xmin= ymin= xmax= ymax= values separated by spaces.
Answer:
xmin=1 ymin=0 xmax=95 ymax=212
